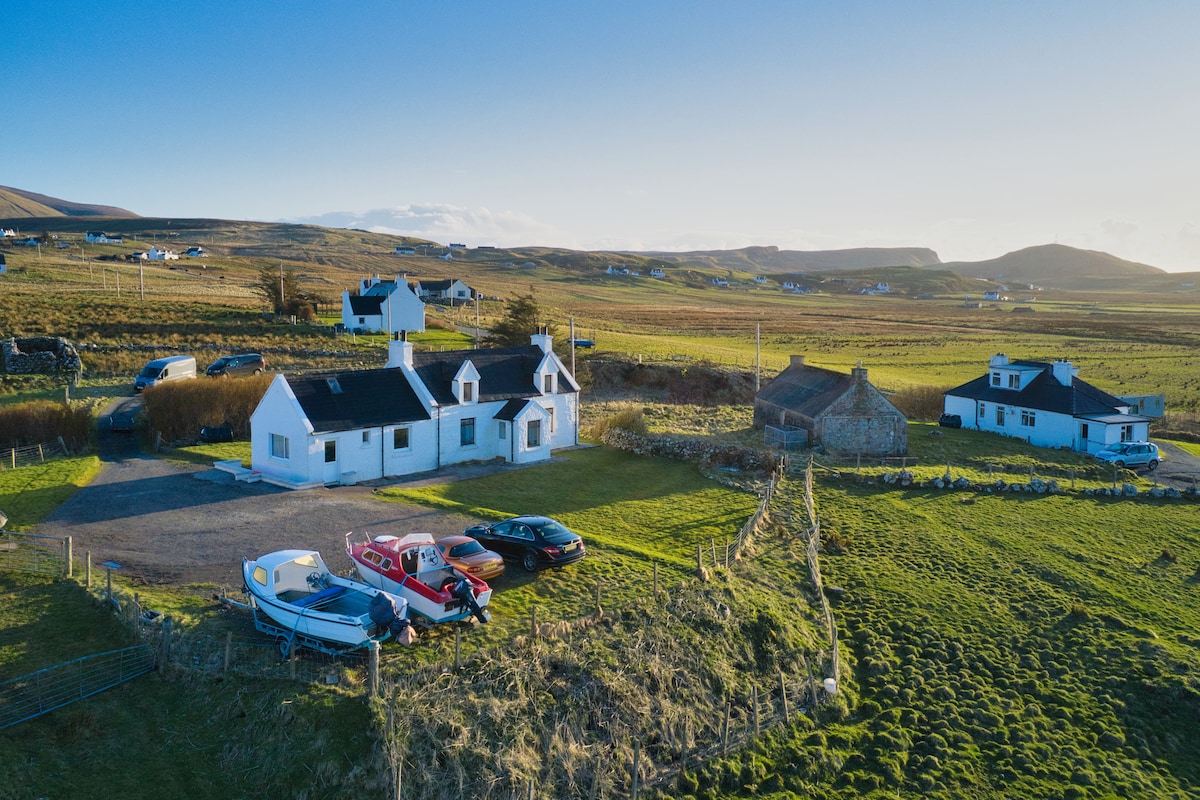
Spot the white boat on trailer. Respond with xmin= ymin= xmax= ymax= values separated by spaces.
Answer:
xmin=242 ymin=549 xmax=410 ymax=657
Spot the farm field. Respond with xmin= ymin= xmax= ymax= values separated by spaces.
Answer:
xmin=3 ymin=217 xmax=1200 ymax=797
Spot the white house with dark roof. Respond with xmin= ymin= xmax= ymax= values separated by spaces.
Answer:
xmin=248 ymin=331 xmax=579 ymax=488
xmin=417 ymin=278 xmax=474 ymax=304
xmin=340 ymin=274 xmax=426 ymax=334
xmin=942 ymin=354 xmax=1151 ymax=454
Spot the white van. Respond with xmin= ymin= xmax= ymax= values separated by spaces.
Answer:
xmin=134 ymin=355 xmax=197 ymax=393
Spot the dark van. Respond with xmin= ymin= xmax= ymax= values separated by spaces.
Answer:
xmin=206 ymin=353 xmax=266 ymax=378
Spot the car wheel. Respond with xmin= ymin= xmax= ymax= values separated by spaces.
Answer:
xmin=1114 ymin=460 xmax=1125 ymax=468
xmin=522 ymin=549 xmax=540 ymax=572
xmin=253 ymin=369 xmax=262 ymax=375
xmin=1148 ymin=460 xmax=1158 ymax=470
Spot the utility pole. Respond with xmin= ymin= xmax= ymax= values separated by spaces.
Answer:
xmin=279 ymin=261 xmax=284 ymax=314
xmin=475 ymin=291 xmax=481 ymax=348
xmin=755 ymin=323 xmax=761 ymax=392
xmin=139 ymin=263 xmax=145 ymax=300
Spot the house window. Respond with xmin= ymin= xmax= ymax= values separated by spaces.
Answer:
xmin=543 ymin=374 xmax=553 ymax=393
xmin=393 ymin=427 xmax=410 ymax=450
xmin=499 ymin=422 xmax=507 ymax=440
xmin=978 ymin=404 xmax=985 ymax=419
xmin=362 ymin=430 xmax=371 ymax=445
xmin=462 ymin=382 xmax=475 ymax=403
xmin=1008 ymin=374 xmax=1020 ymax=389
xmin=1080 ymin=423 xmax=1089 ymax=441
xmin=1020 ymin=410 xmax=1036 ymax=427
xmin=527 ymin=419 xmax=541 ymax=448
xmin=991 ymin=372 xmax=1001 ymax=387
xmin=358 ymin=317 xmax=365 ymax=325
xmin=270 ymin=433 xmax=290 ymax=460
xmin=1120 ymin=424 xmax=1134 ymax=442
xmin=461 ymin=418 xmax=476 ymax=446
xmin=547 ymin=407 xmax=555 ymax=432
xmin=325 ymin=440 xmax=337 ymax=463
xmin=995 ymin=406 xmax=1005 ymax=427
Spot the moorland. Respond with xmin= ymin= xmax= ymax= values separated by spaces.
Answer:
xmin=2 ymin=211 xmax=1200 ymax=799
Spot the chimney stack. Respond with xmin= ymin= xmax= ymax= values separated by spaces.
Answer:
xmin=386 ymin=329 xmax=413 ymax=368
xmin=790 ymin=355 xmax=805 ymax=367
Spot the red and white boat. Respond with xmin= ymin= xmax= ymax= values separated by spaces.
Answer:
xmin=345 ymin=532 xmax=491 ymax=625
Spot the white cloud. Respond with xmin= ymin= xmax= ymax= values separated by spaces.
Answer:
xmin=284 ymin=204 xmax=563 ymax=249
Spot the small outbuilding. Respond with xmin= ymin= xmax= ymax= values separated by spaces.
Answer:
xmin=753 ymin=356 xmax=907 ymax=456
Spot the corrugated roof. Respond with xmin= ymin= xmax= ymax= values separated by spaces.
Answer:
xmin=756 ymin=363 xmax=855 ymax=418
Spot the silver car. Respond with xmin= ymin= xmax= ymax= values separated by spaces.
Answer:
xmin=1094 ymin=441 xmax=1161 ymax=470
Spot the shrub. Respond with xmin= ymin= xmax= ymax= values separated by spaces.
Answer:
xmin=588 ymin=405 xmax=647 ymax=439
xmin=0 ymin=400 xmax=95 ymax=448
xmin=142 ymin=374 xmax=273 ymax=442
xmin=889 ymin=384 xmax=951 ymax=421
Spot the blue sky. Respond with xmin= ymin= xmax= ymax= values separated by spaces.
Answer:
xmin=7 ymin=1 xmax=1199 ymax=271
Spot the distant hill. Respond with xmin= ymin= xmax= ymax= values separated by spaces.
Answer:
xmin=635 ymin=245 xmax=942 ymax=273
xmin=0 ymin=186 xmax=138 ymax=218
xmin=939 ymin=243 xmax=1164 ymax=289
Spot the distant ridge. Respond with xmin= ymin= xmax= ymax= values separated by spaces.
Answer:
xmin=0 ymin=186 xmax=138 ymax=218
xmin=636 ymin=245 xmax=941 ymax=273
xmin=940 ymin=243 xmax=1164 ymax=289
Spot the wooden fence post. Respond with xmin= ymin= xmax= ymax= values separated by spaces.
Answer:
xmin=631 ymin=740 xmax=641 ymax=800
xmin=64 ymin=536 xmax=72 ymax=578
xmin=531 ymin=606 xmax=538 ymax=640
xmin=710 ymin=538 xmax=717 ymax=569
xmin=368 ymin=641 xmax=379 ymax=696
xmin=724 ymin=538 xmax=730 ymax=568
xmin=455 ymin=626 xmax=462 ymax=670
xmin=86 ymin=551 xmax=91 ymax=589
xmin=224 ymin=631 xmax=233 ymax=672
xmin=158 ymin=616 xmax=172 ymax=669
xmin=696 ymin=544 xmax=703 ymax=575
xmin=38 ymin=443 xmax=44 ymax=463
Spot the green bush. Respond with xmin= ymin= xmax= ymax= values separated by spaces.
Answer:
xmin=141 ymin=374 xmax=272 ymax=442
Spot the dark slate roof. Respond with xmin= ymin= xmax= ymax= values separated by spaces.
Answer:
xmin=288 ymin=369 xmax=430 ymax=433
xmin=411 ymin=345 xmax=579 ymax=405
xmin=420 ymin=279 xmax=455 ymax=292
xmin=494 ymin=398 xmax=533 ymax=421
xmin=347 ymin=295 xmax=384 ymax=315
xmin=945 ymin=366 xmax=1129 ymax=416
xmin=756 ymin=363 xmax=855 ymax=417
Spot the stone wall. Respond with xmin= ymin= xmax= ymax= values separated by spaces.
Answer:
xmin=2 ymin=337 xmax=83 ymax=376
xmin=600 ymin=427 xmax=775 ymax=473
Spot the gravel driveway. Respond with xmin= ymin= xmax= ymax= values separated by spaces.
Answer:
xmin=34 ymin=405 xmax=485 ymax=587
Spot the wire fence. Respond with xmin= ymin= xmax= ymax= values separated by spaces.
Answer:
xmin=0 ymin=440 xmax=72 ymax=471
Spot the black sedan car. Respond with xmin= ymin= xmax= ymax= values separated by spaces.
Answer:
xmin=463 ymin=515 xmax=586 ymax=572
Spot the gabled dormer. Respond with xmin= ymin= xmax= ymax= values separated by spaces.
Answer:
xmin=453 ymin=360 xmax=481 ymax=405
xmin=534 ymin=352 xmax=558 ymax=395
xmin=987 ymin=353 xmax=1043 ymax=391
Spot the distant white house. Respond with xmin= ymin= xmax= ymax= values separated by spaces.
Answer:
xmin=142 ymin=247 xmax=179 ymax=261
xmin=710 ymin=277 xmax=728 ymax=287
xmin=943 ymin=354 xmax=1152 ymax=454
xmin=85 ymin=231 xmax=123 ymax=244
xmin=448 ymin=243 xmax=467 ymax=250
xmin=341 ymin=274 xmax=426 ymax=334
xmin=248 ymin=330 xmax=579 ymax=489
xmin=753 ymin=276 xmax=768 ymax=284
xmin=0 ymin=228 xmax=16 ymax=238
xmin=417 ymin=278 xmax=474 ymax=304
xmin=650 ymin=268 xmax=665 ymax=279
xmin=184 ymin=246 xmax=208 ymax=257
xmin=394 ymin=246 xmax=415 ymax=255
xmin=983 ymin=291 xmax=1003 ymax=301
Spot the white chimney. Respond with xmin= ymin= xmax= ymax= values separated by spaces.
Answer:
xmin=530 ymin=326 xmax=552 ymax=354
xmin=386 ymin=330 xmax=413 ymax=368
xmin=1051 ymin=359 xmax=1075 ymax=387
xmin=989 ymin=352 xmax=1009 ymax=368
xmin=790 ymin=354 xmax=805 ymax=367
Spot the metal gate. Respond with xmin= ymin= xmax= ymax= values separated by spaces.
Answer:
xmin=0 ymin=645 xmax=156 ymax=729
xmin=0 ymin=531 xmax=68 ymax=577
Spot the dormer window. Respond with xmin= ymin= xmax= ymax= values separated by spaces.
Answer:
xmin=1007 ymin=374 xmax=1019 ymax=389
xmin=543 ymin=373 xmax=554 ymax=393
xmin=991 ymin=372 xmax=1001 ymax=387
xmin=463 ymin=381 xmax=475 ymax=403
xmin=453 ymin=360 xmax=481 ymax=405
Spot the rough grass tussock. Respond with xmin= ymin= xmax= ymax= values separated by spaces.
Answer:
xmin=0 ymin=399 xmax=96 ymax=448
xmin=141 ymin=374 xmax=272 ymax=441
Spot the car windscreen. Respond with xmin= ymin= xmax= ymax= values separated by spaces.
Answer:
xmin=138 ymin=366 xmax=160 ymax=378
xmin=534 ymin=520 xmax=575 ymax=541
xmin=449 ymin=540 xmax=486 ymax=558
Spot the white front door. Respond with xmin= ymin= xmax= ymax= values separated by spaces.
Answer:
xmin=322 ymin=440 xmax=339 ymax=484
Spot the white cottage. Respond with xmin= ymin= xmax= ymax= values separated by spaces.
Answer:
xmin=943 ymin=354 xmax=1152 ymax=454
xmin=341 ymin=275 xmax=426 ymax=334
xmin=249 ymin=331 xmax=579 ymax=488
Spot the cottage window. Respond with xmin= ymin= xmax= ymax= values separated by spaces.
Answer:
xmin=270 ymin=433 xmax=290 ymax=460
xmin=1020 ymin=410 xmax=1036 ymax=427
xmin=1120 ymin=424 xmax=1134 ymax=442
xmin=991 ymin=372 xmax=1001 ymax=387
xmin=462 ymin=382 xmax=475 ymax=403
xmin=1080 ymin=423 xmax=1089 ymax=441
xmin=527 ymin=419 xmax=542 ymax=448
xmin=995 ymin=406 xmax=1005 ymax=427
xmin=978 ymin=404 xmax=985 ymax=419
xmin=393 ymin=427 xmax=410 ymax=450
xmin=461 ymin=418 xmax=476 ymax=446
xmin=543 ymin=374 xmax=553 ymax=393
xmin=499 ymin=422 xmax=507 ymax=440
xmin=1008 ymin=374 xmax=1020 ymax=389
xmin=358 ymin=317 xmax=365 ymax=325
xmin=325 ymin=441 xmax=337 ymax=463
xmin=547 ymin=407 xmax=555 ymax=432
xmin=362 ymin=430 xmax=371 ymax=445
